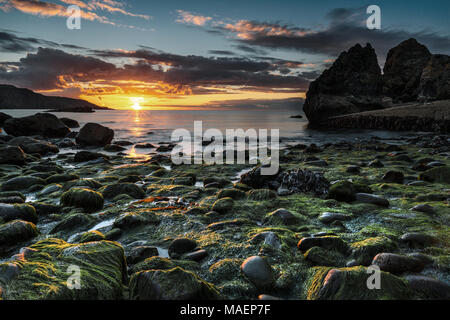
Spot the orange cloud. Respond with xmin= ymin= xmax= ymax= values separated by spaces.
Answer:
xmin=176 ymin=10 xmax=212 ymax=26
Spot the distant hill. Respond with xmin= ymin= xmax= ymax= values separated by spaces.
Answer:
xmin=0 ymin=84 xmax=111 ymax=112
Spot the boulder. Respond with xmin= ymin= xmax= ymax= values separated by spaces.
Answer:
xmin=404 ymin=275 xmax=450 ymax=299
xmin=74 ymin=151 xmax=109 ymax=163
xmin=101 ymin=183 xmax=146 ymax=200
xmin=0 ymin=203 xmax=37 ymax=223
xmin=419 ymin=166 xmax=450 ymax=183
xmin=211 ymin=197 xmax=234 ymax=214
xmin=0 ymin=146 xmax=26 ymax=165
xmin=0 ymin=220 xmax=38 ymax=246
xmin=59 ymin=117 xmax=80 ymax=128
xmin=372 ymin=253 xmax=425 ymax=274
xmin=383 ymin=38 xmax=431 ymax=102
xmin=76 ymin=123 xmax=114 ymax=147
xmin=60 ymin=187 xmax=104 ymax=212
xmin=129 ymin=267 xmax=220 ymax=300
xmin=303 ymin=43 xmax=383 ymax=124
xmin=3 ymin=113 xmax=70 ymax=137
xmin=168 ymin=238 xmax=197 ymax=259
xmin=297 ymin=236 xmax=348 ymax=254
xmin=1 ymin=176 xmax=45 ymax=191
xmin=8 ymin=136 xmax=59 ymax=156
xmin=240 ymin=256 xmax=275 ymax=289
xmin=0 ymin=112 xmax=12 ymax=125
xmin=419 ymin=54 xmax=450 ymax=101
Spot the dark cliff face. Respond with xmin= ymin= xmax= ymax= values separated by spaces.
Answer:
xmin=0 ymin=84 xmax=108 ymax=111
xmin=383 ymin=38 xmax=432 ymax=102
xmin=302 ymin=43 xmax=383 ymax=124
xmin=419 ymin=54 xmax=450 ymax=101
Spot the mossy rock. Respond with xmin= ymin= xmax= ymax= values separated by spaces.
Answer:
xmin=303 ymin=247 xmax=346 ymax=267
xmin=247 ymin=189 xmax=277 ymax=201
xmin=101 ymin=183 xmax=146 ymax=200
xmin=1 ymin=176 xmax=46 ymax=191
xmin=46 ymin=174 xmax=79 ymax=184
xmin=113 ymin=211 xmax=159 ymax=229
xmin=131 ymin=256 xmax=199 ymax=274
xmin=211 ymin=197 xmax=234 ymax=214
xmin=305 ymin=266 xmax=413 ymax=300
xmin=350 ymin=237 xmax=397 ymax=266
xmin=328 ymin=181 xmax=356 ymax=202
xmin=209 ymin=258 xmax=243 ymax=282
xmin=129 ymin=267 xmax=221 ymax=300
xmin=0 ymin=238 xmax=127 ymax=299
xmin=217 ymin=188 xmax=246 ymax=200
xmin=80 ymin=230 xmax=106 ymax=243
xmin=0 ymin=220 xmax=38 ymax=246
xmin=0 ymin=203 xmax=37 ymax=224
xmin=50 ymin=213 xmax=95 ymax=234
xmin=419 ymin=166 xmax=450 ymax=183
xmin=60 ymin=188 xmax=104 ymax=212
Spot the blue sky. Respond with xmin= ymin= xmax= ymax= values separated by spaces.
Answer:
xmin=0 ymin=0 xmax=449 ymax=109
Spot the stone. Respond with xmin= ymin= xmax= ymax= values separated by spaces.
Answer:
xmin=103 ymin=144 xmax=126 ymax=152
xmin=383 ymin=38 xmax=431 ymax=102
xmin=350 ymin=237 xmax=397 ymax=266
xmin=0 ymin=220 xmax=38 ymax=246
xmin=355 ymin=193 xmax=389 ymax=207
xmin=3 ymin=113 xmax=70 ymax=137
xmin=76 ymin=123 xmax=114 ymax=147
xmin=404 ymin=275 xmax=450 ymax=299
xmin=319 ymin=212 xmax=350 ymax=224
xmin=168 ymin=238 xmax=197 ymax=259
xmin=328 ymin=180 xmax=356 ymax=202
xmin=59 ymin=117 xmax=80 ymax=128
xmin=127 ymin=246 xmax=159 ymax=265
xmin=101 ymin=183 xmax=146 ymax=200
xmin=249 ymin=231 xmax=282 ymax=249
xmin=368 ymin=159 xmax=384 ymax=168
xmin=241 ymin=256 xmax=275 ymax=289
xmin=419 ymin=166 xmax=450 ymax=183
xmin=74 ymin=151 xmax=109 ymax=163
xmin=0 ymin=146 xmax=26 ymax=165
xmin=182 ymin=249 xmax=208 ymax=262
xmin=297 ymin=236 xmax=348 ymax=254
xmin=1 ymin=176 xmax=45 ymax=191
xmin=382 ymin=170 xmax=404 ymax=184
xmin=129 ymin=267 xmax=220 ymax=300
xmin=211 ymin=197 xmax=234 ymax=214
xmin=8 ymin=136 xmax=59 ymax=156
xmin=80 ymin=230 xmax=105 ymax=243
xmin=60 ymin=188 xmax=104 ymax=212
xmin=410 ymin=204 xmax=436 ymax=214
xmin=346 ymin=165 xmax=361 ymax=173
xmin=0 ymin=203 xmax=37 ymax=223
xmin=400 ymin=233 xmax=436 ymax=247
xmin=303 ymin=43 xmax=383 ymax=124
xmin=371 ymin=253 xmax=425 ymax=274
xmin=264 ymin=208 xmax=299 ymax=225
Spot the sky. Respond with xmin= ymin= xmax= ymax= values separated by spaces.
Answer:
xmin=0 ymin=0 xmax=449 ymax=110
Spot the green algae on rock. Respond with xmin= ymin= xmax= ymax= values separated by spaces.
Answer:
xmin=60 ymin=187 xmax=104 ymax=212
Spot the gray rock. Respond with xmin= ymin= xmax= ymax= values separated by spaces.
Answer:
xmin=355 ymin=193 xmax=389 ymax=207
xmin=241 ymin=256 xmax=275 ymax=289
xmin=372 ymin=253 xmax=424 ymax=274
xmin=411 ymin=204 xmax=435 ymax=214
xmin=319 ymin=212 xmax=350 ymax=224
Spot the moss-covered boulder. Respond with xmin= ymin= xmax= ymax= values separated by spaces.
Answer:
xmin=129 ymin=267 xmax=220 ymax=300
xmin=60 ymin=188 xmax=104 ymax=212
xmin=113 ymin=211 xmax=159 ymax=229
xmin=130 ymin=257 xmax=199 ymax=274
xmin=80 ymin=230 xmax=106 ymax=243
xmin=101 ymin=183 xmax=146 ymax=200
xmin=247 ymin=189 xmax=277 ymax=201
xmin=350 ymin=237 xmax=397 ymax=266
xmin=50 ymin=213 xmax=95 ymax=234
xmin=419 ymin=166 xmax=450 ymax=183
xmin=328 ymin=181 xmax=355 ymax=202
xmin=211 ymin=197 xmax=234 ymax=214
xmin=1 ymin=176 xmax=45 ymax=191
xmin=45 ymin=174 xmax=79 ymax=184
xmin=217 ymin=188 xmax=246 ymax=200
xmin=0 ymin=203 xmax=37 ymax=224
xmin=298 ymin=236 xmax=349 ymax=254
xmin=0 ymin=238 xmax=127 ymax=299
xmin=264 ymin=208 xmax=301 ymax=226
xmin=0 ymin=220 xmax=38 ymax=246
xmin=305 ymin=266 xmax=413 ymax=300
xmin=304 ymin=247 xmax=346 ymax=267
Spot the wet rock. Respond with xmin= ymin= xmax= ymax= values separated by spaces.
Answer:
xmin=400 ymin=233 xmax=436 ymax=248
xmin=59 ymin=117 xmax=79 ymax=128
xmin=74 ymin=151 xmax=109 ymax=163
xmin=114 ymin=140 xmax=133 ymax=146
xmin=346 ymin=165 xmax=361 ymax=173
xmin=383 ymin=38 xmax=431 ymax=102
xmin=249 ymin=231 xmax=282 ymax=249
xmin=113 ymin=212 xmax=159 ymax=229
xmin=127 ymin=246 xmax=159 ymax=265
xmin=60 ymin=188 xmax=104 ymax=212
xmin=319 ymin=211 xmax=351 ymax=224
xmin=1 ymin=176 xmax=45 ymax=191
xmin=303 ymin=43 xmax=383 ymax=124
xmin=50 ymin=213 xmax=95 ymax=233
xmin=0 ymin=220 xmax=38 ymax=246
xmin=101 ymin=183 xmax=146 ymax=200
xmin=135 ymin=143 xmax=156 ymax=149
xmin=382 ymin=170 xmax=404 ymax=184
xmin=404 ymin=275 xmax=450 ymax=299
xmin=203 ymin=177 xmax=231 ymax=188
xmin=0 ymin=146 xmax=26 ymax=165
xmin=247 ymin=189 xmax=277 ymax=201
xmin=129 ymin=267 xmax=220 ymax=300
xmin=258 ymin=294 xmax=282 ymax=300
xmin=8 ymin=136 xmax=59 ymax=156
xmin=168 ymin=238 xmax=197 ymax=259
xmin=297 ymin=236 xmax=348 ymax=254
xmin=3 ymin=113 xmax=70 ymax=137
xmin=306 ymin=160 xmax=328 ymax=167
xmin=241 ymin=256 xmax=275 ymax=289
xmin=182 ymin=249 xmax=208 ymax=262
xmin=368 ymin=159 xmax=384 ymax=168
xmin=0 ymin=112 xmax=12 ymax=125
xmin=80 ymin=230 xmax=105 ymax=243
xmin=419 ymin=166 xmax=450 ymax=183
xmin=76 ymin=123 xmax=114 ymax=147
xmin=46 ymin=174 xmax=79 ymax=184
xmin=328 ymin=180 xmax=355 ymax=202
xmin=217 ymin=188 xmax=246 ymax=200
xmin=372 ymin=253 xmax=425 ymax=274
xmin=0 ymin=203 xmax=37 ymax=223
xmin=264 ymin=208 xmax=299 ymax=225
xmin=304 ymin=246 xmax=346 ymax=266
xmin=211 ymin=197 xmax=234 ymax=214
xmin=0 ymin=196 xmax=24 ymax=204
xmin=32 ymin=202 xmax=61 ymax=216
xmin=410 ymin=204 xmax=436 ymax=214
xmin=103 ymin=144 xmax=126 ymax=152
xmin=355 ymin=193 xmax=389 ymax=207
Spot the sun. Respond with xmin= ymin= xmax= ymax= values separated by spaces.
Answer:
xmin=130 ymin=97 xmax=143 ymax=110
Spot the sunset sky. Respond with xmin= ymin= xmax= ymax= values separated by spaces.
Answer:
xmin=0 ymin=0 xmax=449 ymax=110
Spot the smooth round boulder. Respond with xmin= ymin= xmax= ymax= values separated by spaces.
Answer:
xmin=168 ymin=238 xmax=197 ymax=259
xmin=59 ymin=117 xmax=79 ymax=128
xmin=1 ymin=176 xmax=45 ymax=191
xmin=211 ymin=197 xmax=234 ymax=214
xmin=355 ymin=193 xmax=389 ymax=207
xmin=74 ymin=151 xmax=109 ymax=163
xmin=264 ymin=208 xmax=298 ymax=225
xmin=101 ymin=183 xmax=146 ymax=200
xmin=382 ymin=170 xmax=404 ymax=184
xmin=0 ymin=146 xmax=26 ymax=165
xmin=0 ymin=220 xmax=38 ymax=246
xmin=3 ymin=113 xmax=70 ymax=137
xmin=371 ymin=253 xmax=425 ymax=274
xmin=241 ymin=256 xmax=275 ymax=289
xmin=411 ymin=204 xmax=435 ymax=214
xmin=0 ymin=203 xmax=37 ymax=223
xmin=76 ymin=123 xmax=114 ymax=147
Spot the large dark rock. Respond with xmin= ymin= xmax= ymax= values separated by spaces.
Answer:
xmin=419 ymin=54 xmax=450 ymax=101
xmin=383 ymin=38 xmax=431 ymax=102
xmin=3 ymin=113 xmax=70 ymax=137
xmin=8 ymin=136 xmax=59 ymax=156
xmin=0 ymin=146 xmax=26 ymax=165
xmin=76 ymin=123 xmax=114 ymax=147
xmin=303 ymin=43 xmax=383 ymax=124
xmin=0 ymin=112 xmax=12 ymax=125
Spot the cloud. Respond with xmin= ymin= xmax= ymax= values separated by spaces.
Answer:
xmin=208 ymin=50 xmax=236 ymax=56
xmin=176 ymin=10 xmax=212 ymax=26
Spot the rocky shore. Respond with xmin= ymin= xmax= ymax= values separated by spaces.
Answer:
xmin=0 ymin=111 xmax=449 ymax=300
